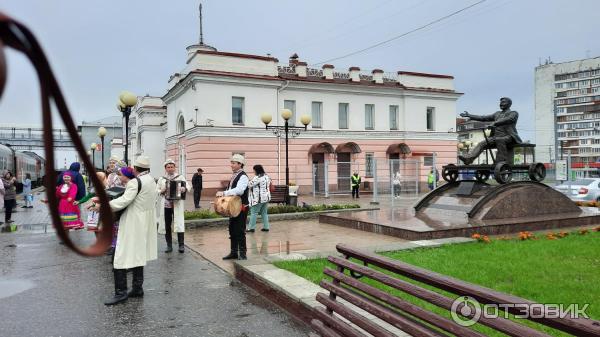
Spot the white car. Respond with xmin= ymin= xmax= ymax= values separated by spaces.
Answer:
xmin=553 ymin=178 xmax=600 ymax=202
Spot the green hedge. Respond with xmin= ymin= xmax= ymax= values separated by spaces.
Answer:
xmin=183 ymin=209 xmax=222 ymax=220
xmin=184 ymin=203 xmax=360 ymax=220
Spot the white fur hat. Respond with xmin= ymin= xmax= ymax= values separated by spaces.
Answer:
xmin=230 ymin=154 xmax=245 ymax=165
xmin=163 ymin=158 xmax=176 ymax=167
xmin=134 ymin=156 xmax=150 ymax=169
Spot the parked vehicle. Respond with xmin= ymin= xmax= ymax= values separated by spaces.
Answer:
xmin=0 ymin=144 xmax=46 ymax=192
xmin=553 ymin=178 xmax=600 ymax=202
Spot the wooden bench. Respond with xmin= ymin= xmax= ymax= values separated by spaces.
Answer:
xmin=311 ymin=244 xmax=600 ymax=337
xmin=269 ymin=185 xmax=288 ymax=204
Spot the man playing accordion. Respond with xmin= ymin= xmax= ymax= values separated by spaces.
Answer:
xmin=157 ymin=159 xmax=191 ymax=253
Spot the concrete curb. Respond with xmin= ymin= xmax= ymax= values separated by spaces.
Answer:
xmin=185 ymin=207 xmax=380 ymax=229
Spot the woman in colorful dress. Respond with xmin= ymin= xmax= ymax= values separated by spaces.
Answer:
xmin=56 ymin=171 xmax=83 ymax=230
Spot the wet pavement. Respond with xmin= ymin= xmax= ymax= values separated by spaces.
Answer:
xmin=186 ymin=218 xmax=406 ymax=274
xmin=0 ymin=231 xmax=309 ymax=337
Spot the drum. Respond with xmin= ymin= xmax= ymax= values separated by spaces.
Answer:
xmin=213 ymin=196 xmax=242 ymax=217
xmin=106 ymin=186 xmax=126 ymax=200
xmin=166 ymin=180 xmax=187 ymax=200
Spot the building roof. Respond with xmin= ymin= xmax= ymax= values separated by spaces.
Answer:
xmin=188 ymin=50 xmax=279 ymax=64
xmin=81 ymin=116 xmax=122 ymax=126
xmin=188 ymin=69 xmax=459 ymax=94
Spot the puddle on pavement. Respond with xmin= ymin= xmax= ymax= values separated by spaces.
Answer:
xmin=0 ymin=279 xmax=36 ymax=299
xmin=5 ymin=224 xmax=54 ymax=235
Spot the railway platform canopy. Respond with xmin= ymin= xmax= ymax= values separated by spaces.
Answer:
xmin=0 ymin=124 xmax=75 ymax=150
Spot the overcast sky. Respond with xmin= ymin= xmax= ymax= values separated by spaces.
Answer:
xmin=1 ymin=0 xmax=599 ymax=147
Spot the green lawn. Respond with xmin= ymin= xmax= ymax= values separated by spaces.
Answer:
xmin=274 ymin=232 xmax=600 ymax=336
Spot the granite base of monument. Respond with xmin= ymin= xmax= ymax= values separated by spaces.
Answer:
xmin=319 ymin=181 xmax=600 ymax=240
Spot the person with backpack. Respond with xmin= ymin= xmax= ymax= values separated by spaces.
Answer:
xmin=103 ymin=156 xmax=157 ymax=306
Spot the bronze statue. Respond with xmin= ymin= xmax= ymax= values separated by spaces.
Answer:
xmin=459 ymin=97 xmax=522 ymax=165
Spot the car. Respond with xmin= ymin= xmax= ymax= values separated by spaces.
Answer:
xmin=553 ymin=178 xmax=600 ymax=202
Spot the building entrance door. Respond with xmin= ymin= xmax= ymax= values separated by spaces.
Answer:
xmin=337 ymin=152 xmax=351 ymax=192
xmin=312 ymin=153 xmax=325 ymax=193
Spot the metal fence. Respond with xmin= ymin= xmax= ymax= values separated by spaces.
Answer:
xmin=311 ymin=158 xmax=422 ymax=200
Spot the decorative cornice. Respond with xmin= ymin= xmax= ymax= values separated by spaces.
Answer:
xmin=398 ymin=71 xmax=454 ymax=79
xmin=138 ymin=125 xmax=166 ymax=133
xmin=182 ymin=126 xmax=457 ymax=141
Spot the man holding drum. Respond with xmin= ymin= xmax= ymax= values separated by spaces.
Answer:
xmin=157 ymin=159 xmax=190 ymax=253
xmin=216 ymin=154 xmax=249 ymax=260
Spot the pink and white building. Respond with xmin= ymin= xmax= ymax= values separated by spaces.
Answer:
xmin=130 ymin=42 xmax=462 ymax=194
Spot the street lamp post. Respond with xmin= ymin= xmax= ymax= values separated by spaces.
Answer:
xmin=90 ymin=143 xmax=97 ymax=170
xmin=261 ymin=109 xmax=311 ymax=204
xmin=116 ymin=91 xmax=138 ymax=165
xmin=98 ymin=126 xmax=107 ymax=171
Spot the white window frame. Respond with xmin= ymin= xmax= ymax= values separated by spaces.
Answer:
xmin=232 ymin=97 xmax=245 ymax=125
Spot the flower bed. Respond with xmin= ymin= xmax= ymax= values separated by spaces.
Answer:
xmin=575 ymin=200 xmax=600 ymax=207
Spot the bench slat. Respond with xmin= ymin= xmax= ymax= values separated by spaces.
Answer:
xmin=311 ymin=319 xmax=344 ymax=337
xmin=328 ymin=256 xmax=550 ymax=337
xmin=313 ymin=307 xmax=367 ymax=337
xmin=317 ymin=292 xmax=397 ymax=337
xmin=269 ymin=185 xmax=288 ymax=203
xmin=320 ymin=282 xmax=446 ymax=337
xmin=324 ymin=267 xmax=486 ymax=337
xmin=336 ymin=244 xmax=600 ymax=337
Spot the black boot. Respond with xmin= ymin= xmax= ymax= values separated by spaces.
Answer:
xmin=458 ymin=155 xmax=474 ymax=165
xmin=238 ymin=237 xmax=247 ymax=260
xmin=164 ymin=233 xmax=173 ymax=253
xmin=177 ymin=232 xmax=185 ymax=253
xmin=104 ymin=269 xmax=128 ymax=305
xmin=128 ymin=266 xmax=144 ymax=298
xmin=222 ymin=238 xmax=238 ymax=260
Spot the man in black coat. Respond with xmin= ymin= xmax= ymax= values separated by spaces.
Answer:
xmin=459 ymin=97 xmax=522 ymax=165
xmin=191 ymin=168 xmax=203 ymax=209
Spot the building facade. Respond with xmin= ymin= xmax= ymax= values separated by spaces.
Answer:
xmin=535 ymin=57 xmax=600 ymax=164
xmin=79 ymin=116 xmax=123 ymax=170
xmin=139 ymin=44 xmax=463 ymax=194
xmin=456 ymin=117 xmax=494 ymax=164
xmin=128 ymin=95 xmax=167 ymax=174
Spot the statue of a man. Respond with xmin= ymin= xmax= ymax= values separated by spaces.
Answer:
xmin=459 ymin=97 xmax=522 ymax=165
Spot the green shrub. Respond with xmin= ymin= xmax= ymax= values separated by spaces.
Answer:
xmin=184 ymin=203 xmax=360 ymax=220
xmin=184 ymin=209 xmax=221 ymax=220
xmin=266 ymin=203 xmax=360 ymax=214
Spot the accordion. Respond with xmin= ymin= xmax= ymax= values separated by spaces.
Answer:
xmin=166 ymin=179 xmax=186 ymax=200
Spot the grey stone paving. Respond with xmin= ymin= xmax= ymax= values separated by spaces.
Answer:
xmin=0 ymin=231 xmax=309 ymax=337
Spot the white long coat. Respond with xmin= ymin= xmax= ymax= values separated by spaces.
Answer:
xmin=109 ymin=173 xmax=158 ymax=269
xmin=156 ymin=175 xmax=190 ymax=234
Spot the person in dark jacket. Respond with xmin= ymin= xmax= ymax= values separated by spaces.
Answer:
xmin=191 ymin=168 xmax=203 ymax=209
xmin=2 ymin=170 xmax=17 ymax=224
xmin=459 ymin=97 xmax=522 ymax=165
xmin=57 ymin=162 xmax=86 ymax=201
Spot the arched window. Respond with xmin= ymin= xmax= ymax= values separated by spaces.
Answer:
xmin=177 ymin=114 xmax=185 ymax=134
